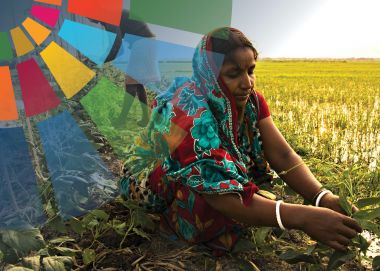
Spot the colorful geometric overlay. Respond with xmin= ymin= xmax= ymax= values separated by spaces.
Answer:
xmin=0 ymin=127 xmax=46 ymax=229
xmin=31 ymin=5 xmax=60 ymax=28
xmin=40 ymin=42 xmax=96 ymax=99
xmin=37 ymin=111 xmax=117 ymax=219
xmin=58 ymin=20 xmax=116 ymax=65
xmin=130 ymin=0 xmax=233 ymax=34
xmin=0 ymin=66 xmax=18 ymax=121
xmin=112 ymin=34 xmax=224 ymax=92
xmin=0 ymin=32 xmax=13 ymax=61
xmin=10 ymin=27 xmax=35 ymax=57
xmin=17 ymin=58 xmax=61 ymax=117
xmin=68 ymin=0 xmax=122 ymax=26
xmin=22 ymin=17 xmax=51 ymax=45
xmin=0 ymin=0 xmax=233 ymax=229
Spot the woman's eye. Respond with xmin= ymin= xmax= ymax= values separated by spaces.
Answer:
xmin=227 ymin=73 xmax=240 ymax=78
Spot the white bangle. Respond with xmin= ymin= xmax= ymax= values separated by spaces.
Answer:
xmin=275 ymin=200 xmax=286 ymax=230
xmin=315 ymin=190 xmax=332 ymax=207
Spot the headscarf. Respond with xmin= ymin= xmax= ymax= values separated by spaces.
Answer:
xmin=121 ymin=27 xmax=272 ymax=209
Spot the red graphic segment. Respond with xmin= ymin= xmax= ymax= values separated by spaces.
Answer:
xmin=17 ymin=59 xmax=61 ymax=117
xmin=68 ymin=0 xmax=122 ymax=26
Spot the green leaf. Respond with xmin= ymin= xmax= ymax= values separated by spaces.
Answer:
xmin=373 ymin=256 xmax=380 ymax=271
xmin=360 ymin=220 xmax=380 ymax=237
xmin=82 ymin=248 xmax=95 ymax=265
xmin=352 ymin=235 xmax=370 ymax=253
xmin=326 ymin=251 xmax=355 ymax=271
xmin=0 ymin=249 xmax=4 ymax=262
xmin=356 ymin=197 xmax=380 ymax=209
xmin=232 ymin=239 xmax=256 ymax=254
xmin=1 ymin=229 xmax=46 ymax=257
xmin=52 ymin=247 xmax=80 ymax=257
xmin=133 ymin=211 xmax=155 ymax=231
xmin=21 ymin=256 xmax=40 ymax=270
xmin=279 ymin=249 xmax=318 ymax=264
xmin=42 ymin=256 xmax=73 ymax=271
xmin=49 ymin=237 xmax=75 ymax=244
xmin=353 ymin=207 xmax=380 ymax=221
xmin=254 ymin=227 xmax=271 ymax=246
xmin=133 ymin=228 xmax=151 ymax=240
xmin=4 ymin=266 xmax=34 ymax=271
xmin=68 ymin=219 xmax=86 ymax=235
xmin=90 ymin=210 xmax=109 ymax=221
xmin=338 ymin=192 xmax=352 ymax=216
xmin=46 ymin=216 xmax=67 ymax=234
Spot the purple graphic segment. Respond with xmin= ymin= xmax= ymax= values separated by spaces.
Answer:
xmin=17 ymin=58 xmax=61 ymax=117
xmin=31 ymin=5 xmax=60 ymax=28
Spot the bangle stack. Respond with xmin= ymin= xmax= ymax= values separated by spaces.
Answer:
xmin=275 ymin=200 xmax=286 ymax=230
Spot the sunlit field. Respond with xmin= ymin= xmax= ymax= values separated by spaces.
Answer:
xmin=255 ymin=60 xmax=380 ymax=200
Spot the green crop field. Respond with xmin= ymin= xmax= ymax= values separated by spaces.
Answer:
xmin=256 ymin=60 xmax=380 ymax=200
xmin=1 ymin=60 xmax=379 ymax=270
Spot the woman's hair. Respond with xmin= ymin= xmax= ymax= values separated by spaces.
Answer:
xmin=208 ymin=27 xmax=258 ymax=63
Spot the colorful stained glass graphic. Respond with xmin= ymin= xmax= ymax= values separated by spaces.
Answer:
xmin=0 ymin=32 xmax=13 ymax=61
xmin=17 ymin=58 xmax=61 ymax=117
xmin=58 ymin=20 xmax=116 ymax=65
xmin=0 ymin=127 xmax=46 ymax=229
xmin=31 ymin=5 xmax=60 ymax=28
xmin=10 ymin=27 xmax=35 ymax=57
xmin=0 ymin=66 xmax=18 ymax=121
xmin=22 ymin=17 xmax=51 ymax=45
xmin=130 ymin=0 xmax=232 ymax=34
xmin=40 ymin=42 xmax=96 ymax=99
xmin=68 ymin=0 xmax=122 ymax=26
xmin=0 ymin=0 xmax=233 ymax=231
xmin=37 ymin=111 xmax=116 ymax=219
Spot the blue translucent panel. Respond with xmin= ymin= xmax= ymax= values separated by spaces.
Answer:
xmin=58 ymin=19 xmax=116 ymax=65
xmin=112 ymin=34 xmax=224 ymax=93
xmin=37 ymin=111 xmax=117 ymax=219
xmin=0 ymin=127 xmax=45 ymax=229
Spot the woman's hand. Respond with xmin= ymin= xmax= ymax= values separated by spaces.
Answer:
xmin=319 ymin=193 xmax=359 ymax=215
xmin=298 ymin=206 xmax=362 ymax=252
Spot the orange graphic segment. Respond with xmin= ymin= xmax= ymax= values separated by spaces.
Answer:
xmin=68 ymin=0 xmax=122 ymax=26
xmin=0 ymin=66 xmax=18 ymax=121
xmin=34 ymin=0 xmax=62 ymax=6
xmin=10 ymin=27 xmax=35 ymax=57
xmin=40 ymin=42 xmax=95 ymax=99
xmin=22 ymin=17 xmax=51 ymax=46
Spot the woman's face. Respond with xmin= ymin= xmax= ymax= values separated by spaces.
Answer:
xmin=219 ymin=47 xmax=256 ymax=109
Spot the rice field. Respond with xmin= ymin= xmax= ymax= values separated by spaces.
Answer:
xmin=254 ymin=60 xmax=380 ymax=199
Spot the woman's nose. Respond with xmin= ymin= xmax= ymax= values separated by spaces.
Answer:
xmin=241 ymin=73 xmax=253 ymax=89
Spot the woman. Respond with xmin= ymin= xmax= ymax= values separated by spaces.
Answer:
xmin=120 ymin=27 xmax=361 ymax=255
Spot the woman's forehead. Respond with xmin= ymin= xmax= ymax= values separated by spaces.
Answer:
xmin=223 ymin=48 xmax=256 ymax=69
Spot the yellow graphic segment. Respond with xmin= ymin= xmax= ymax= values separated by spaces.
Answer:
xmin=40 ymin=42 xmax=95 ymax=99
xmin=10 ymin=27 xmax=35 ymax=57
xmin=0 ymin=66 xmax=18 ymax=121
xmin=22 ymin=17 xmax=51 ymax=45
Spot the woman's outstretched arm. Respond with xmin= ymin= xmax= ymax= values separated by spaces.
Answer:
xmin=257 ymin=116 xmax=352 ymax=213
xmin=203 ymin=193 xmax=362 ymax=251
